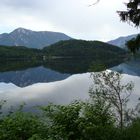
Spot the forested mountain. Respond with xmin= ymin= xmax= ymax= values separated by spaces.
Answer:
xmin=0 ymin=45 xmax=42 ymax=60
xmin=43 ymin=39 xmax=126 ymax=58
xmin=0 ymin=28 xmax=71 ymax=49
xmin=0 ymin=39 xmax=127 ymax=64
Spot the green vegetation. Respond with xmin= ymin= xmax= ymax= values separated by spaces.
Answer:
xmin=118 ymin=0 xmax=140 ymax=27
xmin=0 ymin=71 xmax=140 ymax=140
xmin=43 ymin=58 xmax=123 ymax=74
xmin=90 ymin=71 xmax=134 ymax=129
xmin=0 ymin=45 xmax=42 ymax=60
xmin=42 ymin=40 xmax=127 ymax=72
xmin=0 ymin=60 xmax=42 ymax=72
xmin=126 ymin=34 xmax=140 ymax=55
xmin=0 ymin=58 xmax=121 ymax=74
xmin=0 ymin=40 xmax=127 ymax=73
xmin=43 ymin=39 xmax=126 ymax=58
xmin=0 ymin=112 xmax=41 ymax=140
xmin=0 ymin=40 xmax=126 ymax=62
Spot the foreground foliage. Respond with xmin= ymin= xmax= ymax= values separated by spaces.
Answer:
xmin=0 ymin=102 xmax=140 ymax=140
xmin=90 ymin=71 xmax=134 ymax=129
xmin=0 ymin=71 xmax=140 ymax=140
xmin=118 ymin=0 xmax=140 ymax=27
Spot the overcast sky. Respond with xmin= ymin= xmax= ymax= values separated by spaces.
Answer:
xmin=0 ymin=0 xmax=139 ymax=41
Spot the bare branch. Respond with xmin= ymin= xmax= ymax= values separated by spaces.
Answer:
xmin=88 ymin=0 xmax=100 ymax=7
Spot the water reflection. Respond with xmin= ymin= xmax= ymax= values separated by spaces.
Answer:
xmin=0 ymin=59 xmax=140 ymax=112
xmin=0 ymin=66 xmax=70 ymax=87
xmin=0 ymin=73 xmax=92 ymax=112
xmin=0 ymin=72 xmax=140 ymax=113
xmin=0 ymin=58 xmax=121 ymax=87
xmin=111 ymin=59 xmax=140 ymax=76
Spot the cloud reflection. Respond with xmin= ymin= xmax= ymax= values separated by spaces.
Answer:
xmin=0 ymin=72 xmax=140 ymax=113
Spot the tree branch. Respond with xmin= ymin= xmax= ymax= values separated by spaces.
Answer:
xmin=88 ymin=0 xmax=100 ymax=7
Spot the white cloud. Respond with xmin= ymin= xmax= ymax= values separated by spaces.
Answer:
xmin=0 ymin=0 xmax=139 ymax=41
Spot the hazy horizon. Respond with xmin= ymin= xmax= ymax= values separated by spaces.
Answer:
xmin=0 ymin=27 xmax=138 ymax=42
xmin=0 ymin=0 xmax=139 ymax=41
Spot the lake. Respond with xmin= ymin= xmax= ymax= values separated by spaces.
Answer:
xmin=0 ymin=58 xmax=140 ymax=112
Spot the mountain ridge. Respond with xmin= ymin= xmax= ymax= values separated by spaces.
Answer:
xmin=0 ymin=28 xmax=72 ymax=49
xmin=43 ymin=40 xmax=126 ymax=63
xmin=108 ymin=34 xmax=138 ymax=49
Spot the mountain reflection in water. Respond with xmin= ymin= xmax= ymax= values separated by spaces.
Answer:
xmin=0 ymin=58 xmax=121 ymax=87
xmin=0 ymin=58 xmax=140 ymax=113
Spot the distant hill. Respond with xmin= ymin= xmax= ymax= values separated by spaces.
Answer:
xmin=0 ymin=45 xmax=42 ymax=60
xmin=0 ymin=28 xmax=71 ymax=49
xmin=42 ymin=40 xmax=127 ymax=68
xmin=43 ymin=39 xmax=126 ymax=58
xmin=0 ymin=39 xmax=127 ymax=66
xmin=108 ymin=34 xmax=137 ymax=49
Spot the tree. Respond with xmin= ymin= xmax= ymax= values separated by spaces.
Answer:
xmin=90 ymin=71 xmax=134 ymax=129
xmin=90 ymin=0 xmax=140 ymax=27
xmin=117 ymin=0 xmax=140 ymax=54
xmin=117 ymin=0 xmax=140 ymax=27
xmin=0 ymin=111 xmax=41 ymax=140
xmin=126 ymin=38 xmax=137 ymax=54
xmin=0 ymin=71 xmax=139 ymax=139
xmin=41 ymin=100 xmax=116 ymax=140
xmin=41 ymin=101 xmax=83 ymax=140
xmin=126 ymin=34 xmax=140 ymax=54
xmin=0 ymin=100 xmax=6 ymax=118
xmin=89 ymin=0 xmax=100 ymax=6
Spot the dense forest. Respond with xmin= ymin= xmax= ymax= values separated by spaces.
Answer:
xmin=0 ymin=40 xmax=126 ymax=61
xmin=43 ymin=40 xmax=126 ymax=58
xmin=0 ymin=39 xmax=128 ymax=76
xmin=0 ymin=45 xmax=42 ymax=60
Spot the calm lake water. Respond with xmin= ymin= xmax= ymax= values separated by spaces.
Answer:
xmin=0 ymin=59 xmax=140 ymax=112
